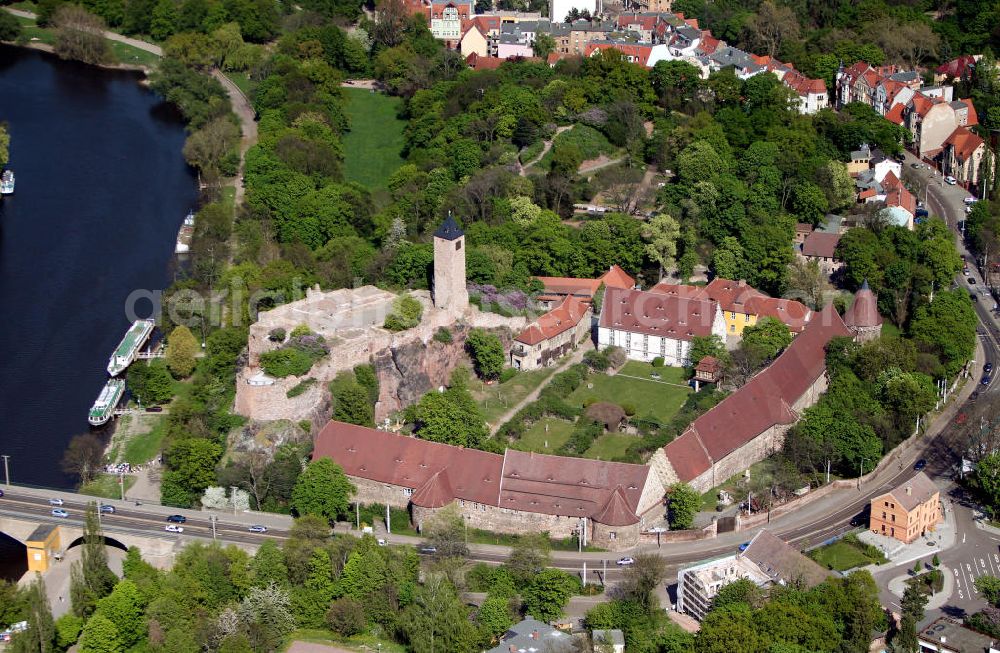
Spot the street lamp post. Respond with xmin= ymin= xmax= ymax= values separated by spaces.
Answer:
xmin=858 ymin=457 xmax=870 ymax=489
xmin=1 ymin=455 xmax=9 ymax=486
xmin=211 ymin=515 xmax=217 ymax=540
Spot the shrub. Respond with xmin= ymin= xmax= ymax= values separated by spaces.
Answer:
xmin=268 ymin=327 xmax=286 ymax=342
xmin=584 ymin=349 xmax=611 ymax=371
xmin=259 ymin=335 xmax=329 ymax=378
xmin=621 ymin=402 xmax=636 ymax=416
xmin=433 ymin=327 xmax=453 ymax=343
xmin=327 ymin=598 xmax=366 ymax=636
xmin=290 ymin=324 xmax=313 ymax=338
xmin=286 ymin=378 xmax=317 ymax=398
xmin=651 ymin=356 xmax=664 ymax=367
xmin=500 ymin=368 xmax=518 ymax=383
xmin=582 ymin=397 xmax=598 ymax=408
xmin=384 ymin=295 xmax=424 ymax=331
xmin=605 ymin=346 xmax=627 ymax=369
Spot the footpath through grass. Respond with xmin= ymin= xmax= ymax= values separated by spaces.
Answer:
xmin=341 ymin=87 xmax=405 ymax=190
xmin=10 ymin=13 xmax=160 ymax=67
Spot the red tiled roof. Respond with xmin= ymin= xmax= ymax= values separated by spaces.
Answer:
xmin=936 ymin=55 xmax=978 ymax=78
xmin=945 ymin=125 xmax=985 ymax=162
xmin=585 ymin=43 xmax=653 ymax=67
xmin=802 ymin=232 xmax=840 ymax=258
xmin=695 ymin=355 xmax=720 ymax=373
xmin=591 ymin=486 xmax=640 ymax=526
xmin=843 ymin=281 xmax=882 ymax=329
xmin=536 ymin=276 xmax=603 ymax=298
xmin=314 ymin=422 xmax=654 ymax=525
xmin=961 ymin=98 xmax=979 ymax=126
xmin=701 ymin=278 xmax=766 ymax=313
xmin=885 ymin=185 xmax=916 ymax=215
xmin=782 ymin=68 xmax=826 ymax=96
xmin=698 ymin=33 xmax=721 ymax=54
xmin=466 ymin=53 xmax=505 ymax=70
xmin=616 ymin=14 xmax=658 ymax=30
xmin=664 ymin=304 xmax=852 ymax=481
xmin=650 ymin=278 xmax=810 ymax=332
xmin=599 ymin=264 xmax=635 ymax=289
xmin=745 ymin=296 xmax=812 ymax=333
xmin=599 ymin=286 xmax=719 ymax=341
xmin=882 ymin=170 xmax=901 ymax=190
xmin=648 ymin=281 xmax=708 ymax=299
xmin=515 ymin=294 xmax=589 ymax=346
xmin=796 ymin=223 xmax=814 ymax=234
xmin=859 ymin=188 xmax=877 ymax=200
xmin=314 ymin=422 xmax=503 ymax=505
xmin=886 ymin=103 xmax=905 ymax=125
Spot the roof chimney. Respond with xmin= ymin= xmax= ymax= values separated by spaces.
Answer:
xmin=906 ymin=486 xmax=912 ymax=495
xmin=532 ymin=631 xmax=540 ymax=639
xmin=509 ymin=646 xmax=516 ymax=653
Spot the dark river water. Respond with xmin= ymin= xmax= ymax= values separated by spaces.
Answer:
xmin=0 ymin=45 xmax=198 ymax=492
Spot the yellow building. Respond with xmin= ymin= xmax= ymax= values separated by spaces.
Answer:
xmin=25 ymin=524 xmax=61 ymax=573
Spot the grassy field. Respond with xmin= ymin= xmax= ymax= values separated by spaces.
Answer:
xmin=568 ymin=362 xmax=691 ymax=423
xmin=287 ymin=629 xmax=406 ymax=653
xmin=79 ymin=474 xmax=137 ymax=500
xmin=470 ymin=366 xmax=555 ymax=425
xmin=12 ymin=14 xmax=160 ymax=67
xmin=467 ymin=528 xmax=605 ymax=552
xmin=225 ymin=71 xmax=255 ymax=97
xmin=584 ymin=433 xmax=636 ymax=460
xmin=341 ymin=87 xmax=405 ymax=190
xmin=122 ymin=417 xmax=168 ymax=465
xmin=520 ymin=417 xmax=575 ymax=453
xmin=807 ymin=536 xmax=886 ymax=571
xmin=14 ymin=15 xmax=54 ymax=44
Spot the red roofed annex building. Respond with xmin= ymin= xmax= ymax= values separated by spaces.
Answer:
xmin=313 ymin=421 xmax=665 ymax=550
xmin=649 ymin=304 xmax=853 ymax=492
xmin=939 ymin=126 xmax=990 ymax=188
xmin=535 ymin=264 xmax=635 ymax=309
xmin=511 ymin=295 xmax=591 ymax=370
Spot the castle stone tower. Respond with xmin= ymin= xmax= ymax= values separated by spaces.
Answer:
xmin=433 ymin=214 xmax=468 ymax=313
xmin=843 ymin=279 xmax=883 ymax=343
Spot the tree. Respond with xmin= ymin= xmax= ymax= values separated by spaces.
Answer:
xmin=61 ymin=433 xmax=105 ymax=485
xmin=238 ymin=583 xmax=295 ymax=651
xmin=505 ymin=534 xmax=551 ymax=585
xmin=465 ymin=329 xmax=505 ymax=381
xmin=327 ymin=597 xmax=366 ymax=636
xmin=165 ymin=325 xmax=198 ymax=379
xmin=78 ymin=614 xmax=122 ymax=653
xmin=521 ymin=568 xmax=576 ymax=622
xmin=423 ymin=504 xmax=468 ymax=558
xmin=815 ymin=160 xmax=855 ymax=211
xmin=0 ymin=12 xmax=23 ymax=44
xmin=977 ymin=575 xmax=1000 ymax=606
xmin=127 ymin=360 xmax=174 ymax=405
xmin=406 ymin=386 xmax=488 ymax=449
xmin=689 ymin=335 xmax=727 ymax=367
xmin=532 ymin=33 xmax=555 ymax=59
xmin=400 ymin=574 xmax=478 ymax=653
xmin=95 ymin=580 xmax=144 ymax=648
xmin=892 ymin=584 xmax=928 ymax=653
xmin=10 ymin=579 xmax=55 ymax=653
xmin=977 ymin=453 xmax=1000 ymax=515
xmin=71 ymin=504 xmax=117 ymax=618
xmin=787 ymin=259 xmax=832 ymax=309
xmin=330 ymin=374 xmax=374 ymax=427
xmin=909 ymin=290 xmax=976 ymax=376
xmin=251 ymin=541 xmax=289 ymax=589
xmin=619 ymin=554 xmax=668 ymax=612
xmin=475 ymin=596 xmax=513 ymax=645
xmin=149 ymin=0 xmax=178 ymax=40
xmin=741 ymin=317 xmax=792 ymax=360
xmin=644 ymin=213 xmax=681 ymax=280
xmin=711 ymin=237 xmax=747 ymax=281
xmin=666 ymin=482 xmax=699 ymax=530
xmin=291 ymin=458 xmax=355 ymax=521
xmin=791 ymin=181 xmax=829 ymax=225
xmin=160 ymin=438 xmax=223 ymax=507
xmin=183 ymin=119 xmax=239 ymax=178
xmin=711 ymin=578 xmax=763 ymax=611
xmin=52 ymin=5 xmax=113 ymax=65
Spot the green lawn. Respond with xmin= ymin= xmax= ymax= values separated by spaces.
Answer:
xmin=341 ymin=87 xmax=405 ymax=190
xmin=122 ymin=417 xmax=168 ymax=465
xmin=15 ymin=15 xmax=54 ymax=44
xmin=286 ymin=630 xmax=406 ymax=653
xmin=807 ymin=537 xmax=885 ymax=571
xmin=568 ymin=362 xmax=691 ymax=423
xmin=224 ymin=71 xmax=255 ymax=97
xmin=584 ymin=433 xmax=636 ymax=460
xmin=79 ymin=474 xmax=137 ymax=500
xmin=470 ymin=366 xmax=555 ymax=425
xmin=520 ymin=417 xmax=575 ymax=453
xmin=109 ymin=40 xmax=160 ymax=68
xmin=467 ymin=528 xmax=605 ymax=552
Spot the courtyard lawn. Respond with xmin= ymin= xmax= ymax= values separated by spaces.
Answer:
xmin=584 ymin=433 xmax=635 ymax=461
xmin=519 ymin=417 xmax=575 ymax=453
xmin=807 ymin=535 xmax=887 ymax=571
xmin=341 ymin=87 xmax=405 ymax=190
xmin=568 ymin=362 xmax=691 ymax=423
xmin=471 ymin=366 xmax=555 ymax=426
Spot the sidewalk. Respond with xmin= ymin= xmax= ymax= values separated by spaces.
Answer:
xmin=859 ymin=500 xmax=957 ymax=571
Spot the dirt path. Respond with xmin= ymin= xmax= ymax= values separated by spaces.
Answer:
xmin=4 ymin=7 xmax=164 ymax=55
xmin=212 ymin=70 xmax=257 ymax=209
xmin=579 ymin=154 xmax=625 ymax=175
xmin=519 ymin=124 xmax=572 ymax=176
xmin=489 ymin=342 xmax=592 ymax=435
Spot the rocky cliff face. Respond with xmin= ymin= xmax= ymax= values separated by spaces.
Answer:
xmin=373 ymin=326 xmax=514 ymax=422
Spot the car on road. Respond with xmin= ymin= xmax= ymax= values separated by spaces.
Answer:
xmin=165 ymin=524 xmax=184 ymax=533
xmin=0 ymin=489 xmax=4 ymax=498
xmin=247 ymin=525 xmax=267 ymax=533
xmin=99 ymin=505 xmax=115 ymax=514
xmin=965 ymin=269 xmax=972 ymax=276
xmin=738 ymin=542 xmax=751 ymax=552
xmin=418 ymin=546 xmax=437 ymax=554
xmin=166 ymin=515 xmax=187 ymax=523
xmin=971 ymin=391 xmax=981 ymax=403
xmin=945 ymin=175 xmax=958 ymax=185
xmin=971 ymin=293 xmax=979 ymax=302
xmin=986 ymin=363 xmax=994 ymax=374
xmin=617 ymin=557 xmax=636 ymax=566
xmin=48 ymin=498 xmax=64 ymax=506
xmin=966 ymin=196 xmax=978 ymax=205
xmin=914 ymin=459 xmax=927 ymax=471
xmin=983 ymin=374 xmax=992 ymax=386
xmin=967 ymin=205 xmax=974 ymax=214
xmin=970 ymin=277 xmax=977 ymax=284
xmin=910 ymin=162 xmax=922 ymax=169
xmin=51 ymin=509 xmax=68 ymax=518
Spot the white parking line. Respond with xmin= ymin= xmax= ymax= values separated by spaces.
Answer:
xmin=988 ymin=553 xmax=998 ymax=576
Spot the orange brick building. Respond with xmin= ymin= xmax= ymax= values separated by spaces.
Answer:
xmin=869 ymin=472 xmax=943 ymax=543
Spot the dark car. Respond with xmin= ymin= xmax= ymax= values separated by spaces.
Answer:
xmin=971 ymin=293 xmax=979 ymax=302
xmin=971 ymin=391 xmax=981 ymax=403
xmin=418 ymin=546 xmax=437 ymax=555
xmin=99 ymin=505 xmax=115 ymax=514
xmin=986 ymin=363 xmax=994 ymax=374
xmin=145 ymin=406 xmax=163 ymax=413
xmin=166 ymin=515 xmax=187 ymax=523
xmin=738 ymin=542 xmax=751 ymax=552
xmin=983 ymin=375 xmax=992 ymax=387
xmin=914 ymin=459 xmax=927 ymax=471
xmin=0 ymin=489 xmax=4 ymax=497
xmin=969 ymin=277 xmax=977 ymax=285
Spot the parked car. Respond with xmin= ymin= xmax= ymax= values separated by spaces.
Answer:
xmin=165 ymin=524 xmax=184 ymax=533
xmin=99 ymin=504 xmax=115 ymax=514
xmin=910 ymin=162 xmax=922 ymax=169
xmin=145 ymin=406 xmax=163 ymax=413
xmin=419 ymin=546 xmax=437 ymax=555
xmin=986 ymin=363 xmax=994 ymax=374
xmin=738 ymin=542 xmax=751 ymax=552
xmin=247 ymin=525 xmax=267 ymax=533
xmin=166 ymin=515 xmax=187 ymax=523
xmin=48 ymin=498 xmax=64 ymax=506
xmin=644 ymin=526 xmax=668 ymax=534
xmin=945 ymin=175 xmax=958 ymax=185
xmin=969 ymin=277 xmax=977 ymax=284
xmin=971 ymin=391 xmax=980 ymax=403
xmin=982 ymin=374 xmax=992 ymax=386
xmin=914 ymin=459 xmax=927 ymax=471
xmin=970 ymin=293 xmax=979 ymax=302
xmin=616 ymin=557 xmax=636 ymax=566
xmin=51 ymin=509 xmax=68 ymax=518
xmin=966 ymin=196 xmax=978 ymax=205
xmin=965 ymin=269 xmax=972 ymax=276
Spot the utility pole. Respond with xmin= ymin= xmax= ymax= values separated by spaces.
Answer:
xmin=583 ymin=561 xmax=587 ymax=587
xmin=119 ymin=473 xmax=125 ymax=501
xmin=1 ymin=455 xmax=9 ymax=486
xmin=825 ymin=459 xmax=831 ymax=485
xmin=230 ymin=486 xmax=238 ymax=514
xmin=211 ymin=515 xmax=217 ymax=540
xmin=858 ymin=458 xmax=869 ymax=490
xmin=355 ymin=502 xmax=360 ymax=530
xmin=386 ymin=504 xmax=391 ymax=535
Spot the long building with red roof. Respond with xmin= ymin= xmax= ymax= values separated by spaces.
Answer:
xmin=649 ymin=303 xmax=853 ymax=492
xmin=313 ymin=421 xmax=664 ymax=550
xmin=511 ymin=294 xmax=591 ymax=370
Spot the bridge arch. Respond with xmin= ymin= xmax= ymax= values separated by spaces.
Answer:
xmin=0 ymin=531 xmax=28 ymax=581
xmin=66 ymin=535 xmax=128 ymax=553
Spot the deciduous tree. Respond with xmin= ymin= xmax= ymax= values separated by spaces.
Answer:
xmin=666 ymin=482 xmax=699 ymax=530
xmin=644 ymin=213 xmax=680 ymax=280
xmin=165 ymin=325 xmax=199 ymax=379
xmin=61 ymin=433 xmax=105 ymax=485
xmin=290 ymin=458 xmax=355 ymax=522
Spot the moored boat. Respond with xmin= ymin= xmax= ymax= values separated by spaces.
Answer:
xmin=88 ymin=378 xmax=125 ymax=426
xmin=0 ymin=170 xmax=14 ymax=195
xmin=107 ymin=319 xmax=155 ymax=376
xmin=175 ymin=210 xmax=195 ymax=253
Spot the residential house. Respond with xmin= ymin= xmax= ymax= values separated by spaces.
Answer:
xmin=940 ymin=125 xmax=988 ymax=188
xmin=510 ymin=294 xmax=591 ymax=370
xmin=919 ymin=618 xmax=1000 ymax=653
xmin=650 ymin=278 xmax=812 ymax=336
xmin=794 ymin=223 xmax=813 ymax=245
xmin=428 ymin=0 xmax=471 ymax=42
xmin=902 ymin=93 xmax=965 ymax=159
xmin=497 ymin=33 xmax=534 ymax=59
xmin=487 ymin=618 xmax=579 ymax=653
xmin=693 ymin=355 xmax=721 ymax=389
xmin=881 ymin=172 xmax=917 ymax=229
xmin=535 ymin=264 xmax=634 ymax=309
xmin=314 ymin=421 xmax=665 ymax=550
xmin=799 ymin=231 xmax=843 ymax=276
xmin=597 ymin=286 xmax=726 ymax=365
xmin=649 ymin=304 xmax=852 ymax=492
xmin=869 ymin=472 xmax=942 ymax=544
xmin=465 ymin=53 xmax=506 ymax=70
xmin=934 ymin=54 xmax=980 ymax=84
xmin=676 ymin=530 xmax=832 ymax=620
xmin=781 ymin=68 xmax=829 ymax=114
xmin=848 ymin=145 xmax=872 ymax=175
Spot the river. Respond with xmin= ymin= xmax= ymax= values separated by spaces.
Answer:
xmin=0 ymin=45 xmax=198 ymax=492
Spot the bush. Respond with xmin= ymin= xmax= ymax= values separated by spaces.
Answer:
xmin=268 ymin=327 xmax=286 ymax=342
xmin=500 ymin=367 xmax=518 ymax=383
xmin=290 ymin=324 xmax=313 ymax=338
xmin=582 ymin=397 xmax=598 ymax=408
xmin=384 ymin=295 xmax=424 ymax=331
xmin=260 ymin=334 xmax=329 ymax=378
xmin=651 ymin=356 xmax=664 ymax=367
xmin=584 ymin=349 xmax=611 ymax=372
xmin=605 ymin=346 xmax=627 ymax=369
xmin=327 ymin=597 xmax=366 ymax=636
xmin=621 ymin=402 xmax=636 ymax=417
xmin=433 ymin=327 xmax=453 ymax=343
xmin=286 ymin=378 xmax=317 ymax=398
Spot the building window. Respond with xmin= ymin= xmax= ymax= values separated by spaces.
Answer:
xmin=609 ymin=532 xmax=616 ymax=540
xmin=404 ymin=488 xmax=413 ymax=496
xmin=455 ymin=240 xmax=462 ymax=251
